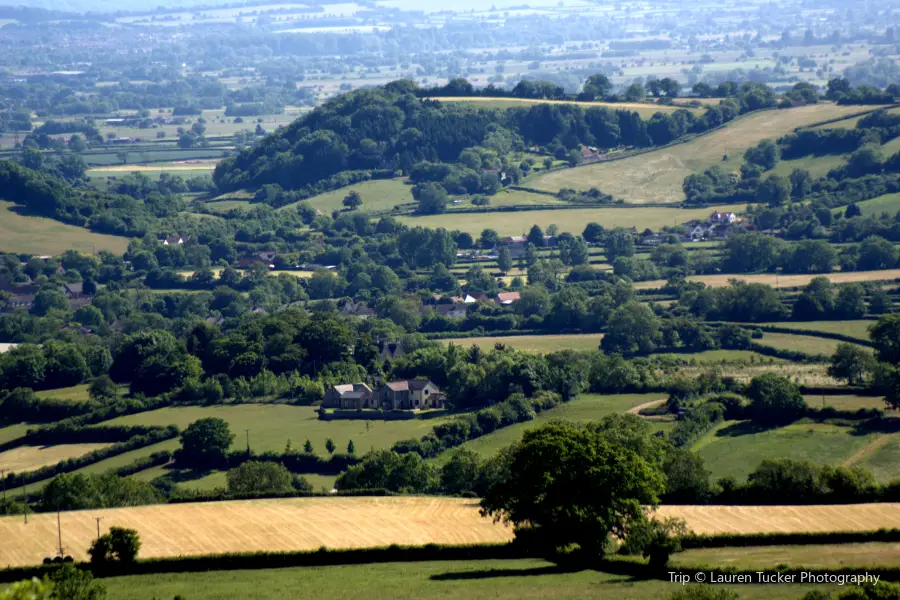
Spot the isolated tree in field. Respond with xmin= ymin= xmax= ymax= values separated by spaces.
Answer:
xmin=347 ymin=439 xmax=355 ymax=455
xmin=178 ymin=417 xmax=234 ymax=467
xmin=871 ymin=314 xmax=900 ymax=365
xmin=88 ymin=375 xmax=118 ymax=402
xmin=227 ymin=461 xmax=293 ymax=494
xmin=622 ymin=516 xmax=689 ymax=568
xmin=497 ymin=245 xmax=512 ymax=273
xmin=325 ymin=438 xmax=336 ymax=455
xmin=746 ymin=374 xmax=807 ymax=426
xmin=582 ymin=222 xmax=604 ymax=243
xmin=303 ymin=439 xmax=313 ymax=454
xmin=481 ymin=422 xmax=664 ymax=556
xmin=844 ymin=203 xmax=862 ymax=219
xmin=89 ymin=527 xmax=141 ymax=564
xmin=413 ymin=182 xmax=448 ymax=215
xmin=343 ymin=190 xmax=362 ymax=210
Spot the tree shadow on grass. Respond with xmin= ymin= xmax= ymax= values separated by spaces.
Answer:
xmin=430 ymin=565 xmax=582 ymax=581
xmin=713 ymin=420 xmax=773 ymax=438
xmin=851 ymin=417 xmax=900 ymax=435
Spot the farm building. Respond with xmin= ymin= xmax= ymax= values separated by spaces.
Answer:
xmin=323 ymin=383 xmax=375 ymax=410
xmin=379 ymin=380 xmax=444 ymax=410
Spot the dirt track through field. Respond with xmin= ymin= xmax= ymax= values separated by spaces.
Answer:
xmin=842 ymin=434 xmax=896 ymax=468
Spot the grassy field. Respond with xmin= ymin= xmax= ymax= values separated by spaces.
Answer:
xmin=771 ymin=153 xmax=848 ymax=179
xmin=656 ymin=502 xmax=900 ymax=535
xmin=398 ymin=203 xmax=747 ymax=236
xmin=0 ymin=443 xmax=111 ymax=474
xmin=527 ymin=104 xmax=865 ymax=202
xmin=693 ymin=420 xmax=881 ymax=481
xmin=0 ymin=200 xmax=130 ymax=255
xmin=673 ymin=542 xmax=900 ymax=569
xmin=438 ymin=334 xmax=605 ymax=353
xmin=755 ymin=332 xmax=854 ymax=356
xmin=436 ymin=393 xmax=666 ymax=463
xmin=757 ymin=320 xmax=873 ymax=341
xmin=101 ymin=559 xmax=835 ymax=600
xmin=803 ymin=394 xmax=887 ymax=412
xmin=432 ymin=96 xmax=697 ymax=119
xmin=96 ymin=404 xmax=450 ymax=457
xmin=835 ymin=192 xmax=900 ymax=216
xmin=161 ymin=470 xmax=339 ymax=494
xmin=0 ymin=497 xmax=512 ymax=567
xmin=278 ymin=178 xmax=414 ymax=213
xmin=634 ymin=268 xmax=900 ymax=290
xmin=0 ymin=423 xmax=30 ymax=446
xmin=34 ymin=383 xmax=128 ymax=403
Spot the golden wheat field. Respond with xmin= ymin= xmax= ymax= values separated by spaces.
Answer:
xmin=634 ymin=268 xmax=900 ymax=290
xmin=656 ymin=504 xmax=900 ymax=535
xmin=0 ymin=497 xmax=514 ymax=567
xmin=0 ymin=444 xmax=111 ymax=474
xmin=5 ymin=497 xmax=900 ymax=567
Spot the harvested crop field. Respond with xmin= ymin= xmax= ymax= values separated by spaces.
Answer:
xmin=528 ymin=104 xmax=866 ymax=202
xmin=0 ymin=497 xmax=513 ymax=567
xmin=655 ymin=503 xmax=900 ymax=535
xmin=634 ymin=269 xmax=900 ymax=290
xmin=0 ymin=443 xmax=111 ymax=474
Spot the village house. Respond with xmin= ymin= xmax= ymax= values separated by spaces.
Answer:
xmin=322 ymin=383 xmax=375 ymax=410
xmin=378 ymin=380 xmax=444 ymax=410
xmin=340 ymin=300 xmax=376 ymax=319
xmin=495 ymin=291 xmax=521 ymax=305
xmin=162 ymin=234 xmax=193 ymax=246
xmin=433 ymin=302 xmax=468 ymax=320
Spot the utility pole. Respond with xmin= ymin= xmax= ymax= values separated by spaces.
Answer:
xmin=1 ymin=470 xmax=6 ymax=510
xmin=245 ymin=429 xmax=250 ymax=455
xmin=57 ymin=503 xmax=64 ymax=557
xmin=94 ymin=517 xmax=103 ymax=541
xmin=23 ymin=482 xmax=27 ymax=525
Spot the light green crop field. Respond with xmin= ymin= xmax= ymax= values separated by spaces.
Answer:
xmin=0 ymin=200 xmax=130 ymax=255
xmin=101 ymin=559 xmax=836 ymax=600
xmin=527 ymin=103 xmax=864 ymax=202
xmin=434 ymin=393 xmax=666 ymax=463
xmin=432 ymin=96 xmax=698 ymax=119
xmin=278 ymin=178 xmax=414 ymax=213
xmin=757 ymin=320 xmax=874 ymax=341
xmin=438 ymin=334 xmax=605 ymax=353
xmin=96 ymin=404 xmax=450 ymax=458
xmin=755 ymin=332 xmax=865 ymax=356
xmin=398 ymin=203 xmax=747 ymax=236
xmin=673 ymin=542 xmax=900 ymax=570
xmin=694 ymin=420 xmax=883 ymax=482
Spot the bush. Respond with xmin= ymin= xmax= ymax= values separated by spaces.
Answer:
xmin=89 ymin=527 xmax=141 ymax=564
xmin=746 ymin=374 xmax=807 ymax=426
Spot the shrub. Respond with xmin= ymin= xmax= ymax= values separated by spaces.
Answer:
xmin=89 ymin=527 xmax=141 ymax=564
